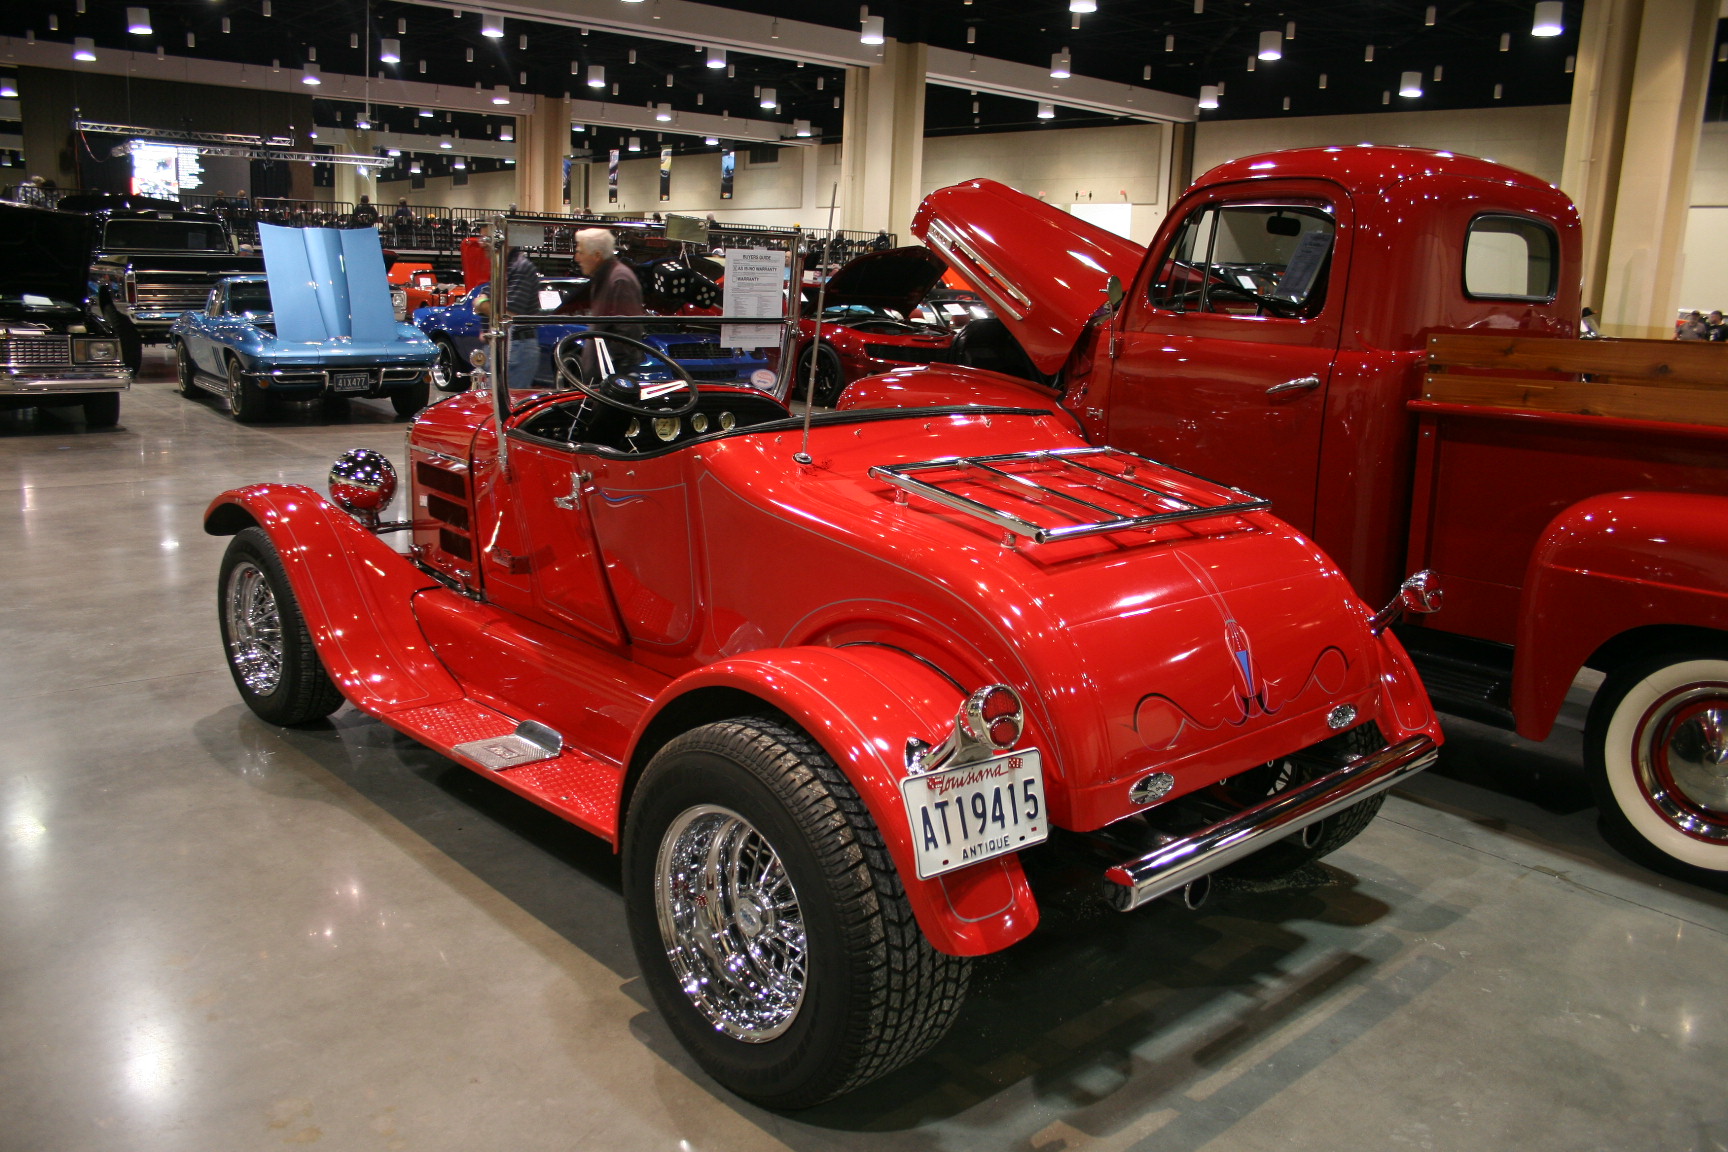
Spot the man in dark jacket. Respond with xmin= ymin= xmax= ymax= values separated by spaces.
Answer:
xmin=573 ymin=229 xmax=646 ymax=380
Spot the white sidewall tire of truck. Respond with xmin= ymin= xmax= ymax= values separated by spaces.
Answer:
xmin=1588 ymin=654 xmax=1728 ymax=871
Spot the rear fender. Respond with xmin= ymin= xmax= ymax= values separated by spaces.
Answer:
xmin=204 ymin=484 xmax=462 ymax=716
xmin=629 ymin=644 xmax=1040 ymax=957
xmin=1514 ymin=491 xmax=1728 ymax=739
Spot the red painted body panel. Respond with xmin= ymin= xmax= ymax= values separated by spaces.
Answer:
xmin=838 ymin=364 xmax=1079 ymax=433
xmin=795 ymin=317 xmax=956 ymax=389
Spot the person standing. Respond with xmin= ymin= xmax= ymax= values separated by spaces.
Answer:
xmin=1677 ymin=310 xmax=1709 ymax=340
xmin=474 ymin=247 xmax=545 ymax=389
xmin=1708 ymin=310 xmax=1727 ymax=341
xmin=575 ymin=228 xmax=643 ymax=335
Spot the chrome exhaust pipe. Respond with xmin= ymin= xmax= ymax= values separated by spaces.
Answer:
xmin=1167 ymin=874 xmax=1211 ymax=910
xmin=1103 ymin=735 xmax=1439 ymax=913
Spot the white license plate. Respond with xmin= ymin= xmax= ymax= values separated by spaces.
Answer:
xmin=332 ymin=372 xmax=371 ymax=393
xmin=900 ymin=749 xmax=1047 ymax=880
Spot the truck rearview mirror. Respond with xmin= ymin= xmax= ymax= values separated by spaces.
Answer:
xmin=1105 ymin=274 xmax=1125 ymax=309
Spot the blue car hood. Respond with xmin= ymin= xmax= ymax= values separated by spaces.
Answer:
xmin=259 ymin=224 xmax=397 ymax=345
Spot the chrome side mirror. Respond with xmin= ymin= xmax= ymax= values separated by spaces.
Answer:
xmin=1104 ymin=274 xmax=1126 ymax=310
xmin=328 ymin=448 xmax=399 ymax=527
xmin=1370 ymin=570 xmax=1443 ymax=636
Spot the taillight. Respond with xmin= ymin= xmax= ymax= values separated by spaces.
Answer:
xmin=962 ymin=684 xmax=1024 ymax=750
xmin=124 ymin=271 xmax=137 ymax=306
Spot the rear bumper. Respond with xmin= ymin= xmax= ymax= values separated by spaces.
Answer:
xmin=1101 ymin=734 xmax=1440 ymax=911
xmin=245 ymin=364 xmax=430 ymax=395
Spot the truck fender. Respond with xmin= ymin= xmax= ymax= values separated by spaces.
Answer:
xmin=838 ymin=364 xmax=1081 ymax=434
xmin=1514 ymin=491 xmax=1728 ymax=740
xmin=629 ymin=644 xmax=1040 ymax=957
xmin=204 ymin=484 xmax=463 ymax=716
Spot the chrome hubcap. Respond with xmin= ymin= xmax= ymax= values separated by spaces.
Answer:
xmin=1635 ymin=684 xmax=1728 ymax=843
xmin=224 ymin=560 xmax=284 ymax=695
xmin=432 ymin=345 xmax=458 ymax=389
xmin=653 ymin=804 xmax=807 ymax=1042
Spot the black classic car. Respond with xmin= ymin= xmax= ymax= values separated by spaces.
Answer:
xmin=0 ymin=201 xmax=133 ymax=426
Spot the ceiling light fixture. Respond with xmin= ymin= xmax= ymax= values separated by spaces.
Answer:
xmin=1197 ymin=84 xmax=1219 ymax=109
xmin=1493 ymin=83 xmax=1504 ymax=98
xmin=127 ymin=7 xmax=152 ymax=34
xmin=1424 ymin=5 xmax=1436 ymax=26
xmin=655 ymin=103 xmax=672 ymax=121
xmin=1286 ymin=20 xmax=1296 ymax=38
xmin=860 ymin=15 xmax=885 ymax=45
xmin=454 ymin=158 xmax=466 ymax=169
xmin=73 ymin=36 xmax=97 ymax=60
xmin=1037 ymin=101 xmax=1055 ymax=118
xmin=387 ymin=148 xmax=401 ymax=156
xmin=587 ymin=64 xmax=605 ymax=88
xmin=518 ymin=33 xmax=527 ymax=49
xmin=410 ymin=160 xmax=422 ymax=173
xmin=1069 ymin=0 xmax=1096 ymax=10
xmin=222 ymin=17 xmax=230 ymax=32
xmin=261 ymin=0 xmax=271 ymax=16
xmin=760 ymin=86 xmax=776 ymax=108
xmin=1257 ymin=30 xmax=1282 ymax=60
xmin=492 ymin=85 xmax=511 ymax=104
xmin=1531 ymin=1 xmax=1563 ymax=36
xmin=439 ymin=138 xmax=452 ymax=149
xmin=1364 ymin=44 xmax=1375 ymax=62
xmin=794 ymin=119 xmax=811 ymax=136
xmin=481 ymin=12 xmax=503 ymax=37
xmin=380 ymin=38 xmax=400 ymax=63
xmin=356 ymin=115 xmax=371 ymax=130
xmin=1163 ymin=36 xmax=1173 ymax=52
xmin=1399 ymin=70 xmax=1422 ymax=96
xmin=1051 ymin=48 xmax=1071 ymax=78
xmin=419 ymin=108 xmax=434 ymax=117
xmin=704 ymin=135 xmax=718 ymax=145
xmin=185 ymin=33 xmax=195 ymax=47
xmin=1500 ymin=32 xmax=1511 ymax=51
xmin=1318 ymin=72 xmax=1328 ymax=88
xmin=628 ymin=136 xmax=641 ymax=150
xmin=499 ymin=126 xmax=513 ymax=140
xmin=0 ymin=82 xmax=16 ymax=99
xmin=706 ymin=46 xmax=725 ymax=68
xmin=302 ymin=63 xmax=321 ymax=85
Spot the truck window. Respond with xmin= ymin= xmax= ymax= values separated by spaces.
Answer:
xmin=102 ymin=219 xmax=231 ymax=253
xmin=1149 ymin=203 xmax=1335 ymax=318
xmin=1464 ymin=215 xmax=1557 ymax=301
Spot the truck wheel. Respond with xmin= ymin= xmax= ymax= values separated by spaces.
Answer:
xmin=227 ymin=357 xmax=272 ymax=423
xmin=217 ymin=527 xmax=345 ymax=726
xmin=430 ymin=337 xmax=468 ymax=392
xmin=390 ymin=378 xmax=431 ymax=419
xmin=795 ymin=344 xmax=845 ymax=407
xmin=1219 ymin=725 xmax=1387 ymax=879
xmin=174 ymin=341 xmax=200 ymax=398
xmin=80 ymin=392 xmax=120 ymax=428
xmin=622 ymin=718 xmax=969 ymax=1108
xmin=1586 ymin=651 xmax=1728 ymax=872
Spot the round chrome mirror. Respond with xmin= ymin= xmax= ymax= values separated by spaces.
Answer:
xmin=328 ymin=448 xmax=398 ymax=519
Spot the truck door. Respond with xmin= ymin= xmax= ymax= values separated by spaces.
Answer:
xmin=1105 ymin=188 xmax=1350 ymax=536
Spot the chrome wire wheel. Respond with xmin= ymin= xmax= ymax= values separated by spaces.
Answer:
xmin=223 ymin=559 xmax=284 ymax=696
xmin=654 ymin=803 xmax=808 ymax=1042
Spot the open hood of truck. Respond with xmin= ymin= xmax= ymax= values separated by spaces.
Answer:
xmin=912 ymin=179 xmax=1145 ymax=375
xmin=816 ymin=246 xmax=947 ymax=315
xmin=259 ymin=223 xmax=397 ymax=345
xmin=0 ymin=203 xmax=98 ymax=306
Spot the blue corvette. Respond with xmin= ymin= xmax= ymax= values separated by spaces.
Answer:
xmin=414 ymin=279 xmax=771 ymax=394
xmin=169 ymin=225 xmax=436 ymax=422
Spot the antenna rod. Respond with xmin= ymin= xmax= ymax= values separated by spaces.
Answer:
xmin=793 ymin=182 xmax=840 ymax=466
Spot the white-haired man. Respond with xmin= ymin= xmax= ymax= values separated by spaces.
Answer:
xmin=574 ymin=228 xmax=644 ymax=340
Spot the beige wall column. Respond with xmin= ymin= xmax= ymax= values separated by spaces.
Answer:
xmin=1561 ymin=0 xmax=1716 ymax=337
xmin=514 ymin=97 xmax=569 ymax=212
xmin=330 ymin=129 xmax=374 ymax=208
xmin=838 ymin=39 xmax=926 ymax=239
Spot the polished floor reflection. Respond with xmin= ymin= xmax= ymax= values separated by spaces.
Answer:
xmin=5 ymin=353 xmax=1727 ymax=1152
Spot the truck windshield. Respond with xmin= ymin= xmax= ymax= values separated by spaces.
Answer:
xmin=102 ymin=219 xmax=231 ymax=252
xmin=1151 ymin=203 xmax=1335 ymax=318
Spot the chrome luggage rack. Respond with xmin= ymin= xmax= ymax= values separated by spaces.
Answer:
xmin=869 ymin=446 xmax=1271 ymax=545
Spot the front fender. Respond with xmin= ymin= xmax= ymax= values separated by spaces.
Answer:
xmin=632 ymin=644 xmax=1040 ymax=958
xmin=1514 ymin=491 xmax=1728 ymax=739
xmin=838 ymin=363 xmax=1077 ymax=432
xmin=205 ymin=484 xmax=461 ymax=717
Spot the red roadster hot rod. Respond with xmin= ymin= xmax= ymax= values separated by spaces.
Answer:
xmin=205 ymin=220 xmax=1443 ymax=1108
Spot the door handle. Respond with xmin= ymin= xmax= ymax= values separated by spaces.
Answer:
xmin=553 ymin=470 xmax=593 ymax=512
xmin=1266 ymin=375 xmax=1322 ymax=395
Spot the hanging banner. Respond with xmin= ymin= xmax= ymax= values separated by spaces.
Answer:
xmin=561 ymin=156 xmax=572 ymax=206
xmin=720 ymin=150 xmax=735 ymax=200
xmin=607 ymin=149 xmax=619 ymax=204
xmin=659 ymin=147 xmax=672 ymax=202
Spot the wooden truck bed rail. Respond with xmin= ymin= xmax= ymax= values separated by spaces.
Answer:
xmin=1423 ymin=333 xmax=1728 ymax=429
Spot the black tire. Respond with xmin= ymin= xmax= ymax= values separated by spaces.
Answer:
xmin=1585 ymin=649 xmax=1728 ymax=872
xmin=1220 ymin=724 xmax=1387 ymax=879
xmin=227 ymin=357 xmax=272 ymax=423
xmin=794 ymin=343 xmax=846 ymax=407
xmin=217 ymin=527 xmax=345 ymax=726
xmin=80 ymin=391 xmax=120 ymax=427
xmin=431 ymin=336 xmax=469 ymax=393
xmin=174 ymin=341 xmax=200 ymax=398
xmin=390 ymin=377 xmax=431 ymax=419
xmin=622 ymin=718 xmax=970 ymax=1109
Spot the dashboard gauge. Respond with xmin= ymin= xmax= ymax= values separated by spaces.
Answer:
xmin=653 ymin=417 xmax=681 ymax=442
xmin=719 ymin=411 xmax=736 ymax=431
xmin=691 ymin=413 xmax=709 ymax=434
xmin=625 ymin=419 xmax=641 ymax=439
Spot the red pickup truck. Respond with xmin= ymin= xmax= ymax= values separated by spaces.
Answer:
xmin=845 ymin=145 xmax=1728 ymax=875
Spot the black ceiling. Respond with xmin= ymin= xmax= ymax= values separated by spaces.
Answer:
xmin=0 ymin=0 xmax=1643 ymax=148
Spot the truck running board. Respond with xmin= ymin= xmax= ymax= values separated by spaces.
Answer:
xmin=1396 ymin=627 xmax=1516 ymax=730
xmin=385 ymin=700 xmax=622 ymax=842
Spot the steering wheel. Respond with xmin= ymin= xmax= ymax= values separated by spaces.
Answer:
xmin=551 ymin=330 xmax=700 ymax=418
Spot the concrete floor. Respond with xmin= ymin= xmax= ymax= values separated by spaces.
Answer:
xmin=5 ymin=351 xmax=1727 ymax=1152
